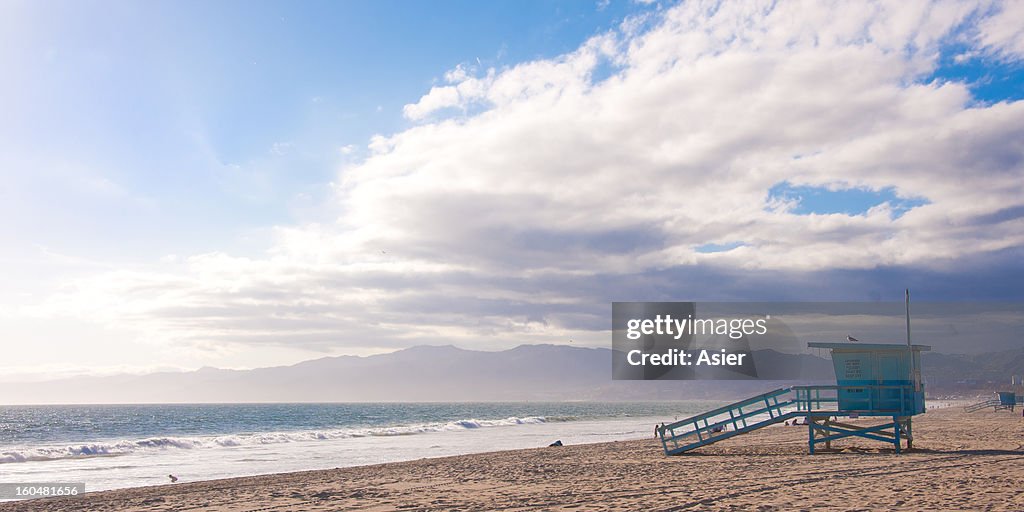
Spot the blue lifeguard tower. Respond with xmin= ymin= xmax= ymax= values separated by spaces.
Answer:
xmin=657 ymin=342 xmax=930 ymax=455
xmin=995 ymin=392 xmax=1018 ymax=411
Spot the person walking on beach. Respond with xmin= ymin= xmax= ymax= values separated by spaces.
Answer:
xmin=655 ymin=423 xmax=667 ymax=438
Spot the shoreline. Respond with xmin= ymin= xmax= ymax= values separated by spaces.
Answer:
xmin=2 ymin=407 xmax=1022 ymax=511
xmin=0 ymin=410 xmax=681 ymax=493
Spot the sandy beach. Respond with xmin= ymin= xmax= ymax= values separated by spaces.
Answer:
xmin=3 ymin=407 xmax=1022 ymax=512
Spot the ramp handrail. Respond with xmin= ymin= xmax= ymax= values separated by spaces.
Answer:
xmin=964 ymin=399 xmax=999 ymax=412
xmin=661 ymin=388 xmax=792 ymax=432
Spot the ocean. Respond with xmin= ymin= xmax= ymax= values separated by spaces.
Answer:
xmin=0 ymin=401 xmax=724 ymax=495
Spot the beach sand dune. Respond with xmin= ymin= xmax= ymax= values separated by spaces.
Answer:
xmin=3 ymin=407 xmax=1022 ymax=511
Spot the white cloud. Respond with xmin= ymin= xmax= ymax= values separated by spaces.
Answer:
xmin=976 ymin=1 xmax=1024 ymax=60
xmin=29 ymin=0 xmax=1024 ymax=359
xmin=402 ymin=85 xmax=462 ymax=120
xmin=444 ymin=63 xmax=471 ymax=83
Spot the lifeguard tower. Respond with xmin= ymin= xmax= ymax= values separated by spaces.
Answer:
xmin=995 ymin=392 xmax=1019 ymax=411
xmin=657 ymin=341 xmax=930 ymax=455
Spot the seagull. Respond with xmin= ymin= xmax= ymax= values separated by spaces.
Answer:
xmin=168 ymin=475 xmax=178 ymax=483
xmin=847 ymin=335 xmax=859 ymax=342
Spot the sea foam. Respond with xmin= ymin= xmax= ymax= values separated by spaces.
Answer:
xmin=0 ymin=416 xmax=549 ymax=464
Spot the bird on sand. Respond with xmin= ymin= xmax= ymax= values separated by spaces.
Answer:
xmin=168 ymin=475 xmax=178 ymax=483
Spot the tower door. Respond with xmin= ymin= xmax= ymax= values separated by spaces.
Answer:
xmin=877 ymin=354 xmax=902 ymax=411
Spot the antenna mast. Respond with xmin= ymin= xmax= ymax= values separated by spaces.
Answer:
xmin=905 ymin=288 xmax=911 ymax=347
xmin=906 ymin=288 xmax=920 ymax=393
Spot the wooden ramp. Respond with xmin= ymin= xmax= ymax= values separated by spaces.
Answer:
xmin=657 ymin=388 xmax=799 ymax=455
xmin=964 ymin=399 xmax=1001 ymax=412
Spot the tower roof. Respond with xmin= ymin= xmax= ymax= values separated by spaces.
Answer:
xmin=807 ymin=342 xmax=931 ymax=351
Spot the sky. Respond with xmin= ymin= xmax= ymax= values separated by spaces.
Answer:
xmin=1 ymin=0 xmax=1023 ymax=380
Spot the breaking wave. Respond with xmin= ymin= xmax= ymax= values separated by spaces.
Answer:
xmin=0 ymin=416 xmax=553 ymax=464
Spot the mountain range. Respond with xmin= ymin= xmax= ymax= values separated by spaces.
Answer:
xmin=1 ymin=344 xmax=1019 ymax=404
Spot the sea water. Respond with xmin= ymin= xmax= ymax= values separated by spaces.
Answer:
xmin=0 ymin=401 xmax=722 ymax=496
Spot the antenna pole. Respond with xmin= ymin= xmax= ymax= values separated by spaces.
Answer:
xmin=905 ymin=288 xmax=911 ymax=347
xmin=906 ymin=288 xmax=920 ymax=393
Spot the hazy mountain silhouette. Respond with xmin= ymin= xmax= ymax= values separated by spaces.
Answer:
xmin=0 ymin=344 xmax=1013 ymax=404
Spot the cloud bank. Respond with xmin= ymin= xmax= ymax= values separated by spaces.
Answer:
xmin=34 ymin=0 xmax=1024 ymax=355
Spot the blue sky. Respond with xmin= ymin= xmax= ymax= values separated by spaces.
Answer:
xmin=2 ymin=0 xmax=654 ymax=263
xmin=928 ymin=41 xmax=1024 ymax=104
xmin=2 ymin=0 xmax=1023 ymax=379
